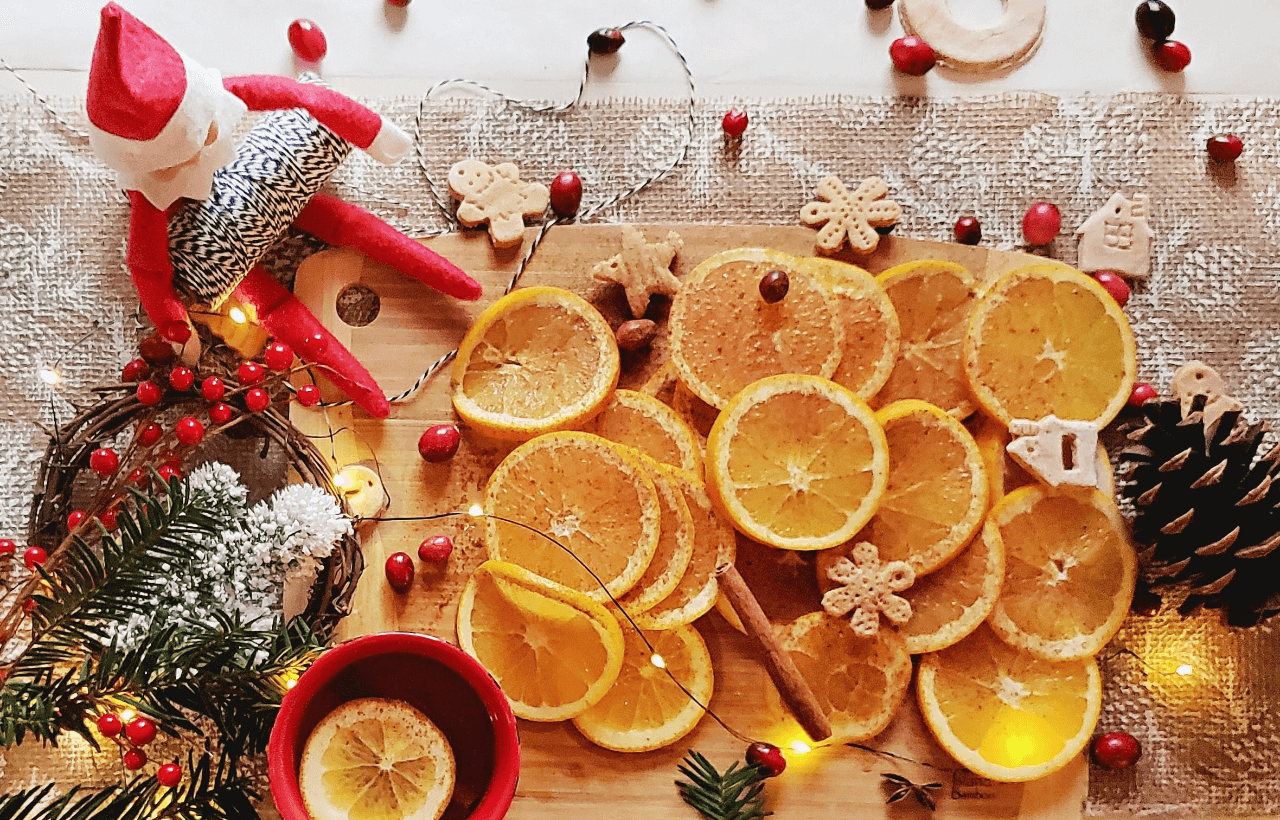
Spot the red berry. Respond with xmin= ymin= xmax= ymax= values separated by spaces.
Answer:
xmin=138 ymin=423 xmax=163 ymax=447
xmin=169 ymin=366 xmax=195 ymax=391
xmin=160 ymin=321 xmax=191 ymax=344
xmin=722 ymin=109 xmax=749 ymax=138
xmin=201 ymin=377 xmax=226 ymax=402
xmin=296 ymin=384 xmax=321 ymax=407
xmin=136 ymin=381 xmax=163 ymax=406
xmin=418 ymin=535 xmax=454 ymax=562
xmin=890 ymin=36 xmax=936 ymax=76
xmin=100 ymin=508 xmax=119 ymax=531
xmin=97 ymin=713 xmax=123 ymax=737
xmin=1129 ymin=382 xmax=1158 ymax=408
xmin=123 ymin=748 xmax=147 ymax=770
xmin=245 ymin=388 xmax=271 ymax=413
xmin=0 ymin=539 xmax=15 ymax=556
xmin=157 ymin=464 xmax=182 ymax=483
xmin=385 ymin=552 xmax=415 ymax=592
xmin=587 ymin=28 xmax=625 ymax=55
xmin=387 ymin=0 xmax=411 ymax=5
xmin=209 ymin=402 xmax=235 ymax=425
xmin=1207 ymin=133 xmax=1243 ymax=163
xmin=298 ymin=332 xmax=328 ymax=359
xmin=1135 ymin=1 xmax=1175 ymax=41
xmin=1092 ymin=271 xmax=1131 ymax=307
xmin=122 ymin=358 xmax=150 ymax=382
xmin=175 ymin=417 xmax=205 ymax=446
xmin=418 ymin=424 xmax=461 ymax=463
xmin=287 ymin=18 xmax=327 ymax=62
xmin=23 ymin=598 xmax=37 ymax=614
xmin=1091 ymin=731 xmax=1141 ymax=770
xmin=67 ymin=510 xmax=86 ymax=530
xmin=264 ymin=342 xmax=294 ymax=371
xmin=238 ymin=362 xmax=266 ymax=386
xmin=1022 ymin=202 xmax=1062 ymax=245
xmin=90 ymin=448 xmax=120 ymax=476
xmin=157 ymin=762 xmax=182 ymax=788
xmin=23 ymin=546 xmax=47 ymax=569
xmin=1153 ymin=40 xmax=1191 ymax=72
xmin=125 ymin=717 xmax=157 ymax=746
xmin=138 ymin=335 xmax=176 ymax=366
xmin=127 ymin=468 xmax=148 ymax=486
xmin=954 ymin=216 xmax=982 ymax=245
xmin=745 ymin=742 xmax=787 ymax=777
xmin=550 ymin=172 xmax=583 ymax=218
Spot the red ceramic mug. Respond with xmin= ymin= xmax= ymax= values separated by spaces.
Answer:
xmin=269 ymin=632 xmax=520 ymax=820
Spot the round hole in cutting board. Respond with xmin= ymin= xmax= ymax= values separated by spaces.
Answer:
xmin=944 ymin=0 xmax=1008 ymax=28
xmin=336 ymin=283 xmax=381 ymax=327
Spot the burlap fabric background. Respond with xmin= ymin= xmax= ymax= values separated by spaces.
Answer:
xmin=2 ymin=91 xmax=1278 ymax=815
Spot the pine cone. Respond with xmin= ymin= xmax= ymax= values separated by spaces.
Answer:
xmin=1120 ymin=396 xmax=1280 ymax=626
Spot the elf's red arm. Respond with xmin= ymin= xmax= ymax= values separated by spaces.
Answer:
xmin=126 ymin=191 xmax=191 ymax=342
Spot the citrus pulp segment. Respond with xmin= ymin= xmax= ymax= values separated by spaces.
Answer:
xmin=483 ymin=432 xmax=660 ymax=602
xmin=669 ymin=248 xmax=844 ymax=409
xmin=614 ymin=451 xmax=696 ymax=614
xmin=705 ymin=374 xmax=889 ymax=551
xmin=582 ymin=389 xmax=703 ymax=475
xmin=797 ymin=256 xmax=901 ymax=400
xmin=451 ymin=286 xmax=620 ymax=439
xmin=917 ymin=623 xmax=1101 ymax=782
xmin=456 ymin=561 xmax=624 ymax=721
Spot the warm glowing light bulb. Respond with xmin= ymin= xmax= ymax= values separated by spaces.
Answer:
xmin=228 ymin=306 xmax=248 ymax=324
xmin=789 ymin=740 xmax=812 ymax=755
xmin=332 ymin=473 xmax=355 ymax=492
xmin=650 ymin=653 xmax=666 ymax=669
xmin=468 ymin=504 xmax=484 ymax=517
xmin=119 ymin=708 xmax=136 ymax=722
xmin=286 ymin=677 xmax=298 ymax=690
xmin=38 ymin=367 xmax=61 ymax=385
xmin=1176 ymin=664 xmax=1193 ymax=676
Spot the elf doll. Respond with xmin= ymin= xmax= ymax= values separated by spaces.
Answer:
xmin=86 ymin=3 xmax=483 ymax=418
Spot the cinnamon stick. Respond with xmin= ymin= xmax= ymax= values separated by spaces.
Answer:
xmin=715 ymin=562 xmax=832 ymax=742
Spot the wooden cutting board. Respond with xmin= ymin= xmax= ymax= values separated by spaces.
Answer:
xmin=289 ymin=224 xmax=1087 ymax=820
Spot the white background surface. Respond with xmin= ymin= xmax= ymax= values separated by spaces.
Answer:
xmin=0 ymin=0 xmax=1276 ymax=102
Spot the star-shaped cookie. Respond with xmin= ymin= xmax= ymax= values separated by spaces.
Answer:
xmin=800 ymin=175 xmax=901 ymax=254
xmin=820 ymin=541 xmax=915 ymax=637
xmin=591 ymin=226 xmax=683 ymax=318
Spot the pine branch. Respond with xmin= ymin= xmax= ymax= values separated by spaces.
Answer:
xmin=676 ymin=751 xmax=769 ymax=820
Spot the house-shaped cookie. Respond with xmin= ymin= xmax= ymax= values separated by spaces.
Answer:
xmin=1075 ymin=192 xmax=1153 ymax=279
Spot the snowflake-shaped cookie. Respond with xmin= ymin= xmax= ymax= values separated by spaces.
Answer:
xmin=448 ymin=159 xmax=550 ymax=248
xmin=800 ymin=176 xmax=902 ymax=254
xmin=820 ymin=542 xmax=915 ymax=637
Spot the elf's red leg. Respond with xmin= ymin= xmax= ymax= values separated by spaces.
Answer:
xmin=295 ymin=193 xmax=483 ymax=301
xmin=232 ymin=266 xmax=391 ymax=418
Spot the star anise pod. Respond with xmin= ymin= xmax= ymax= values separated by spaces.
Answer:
xmin=882 ymin=772 xmax=943 ymax=811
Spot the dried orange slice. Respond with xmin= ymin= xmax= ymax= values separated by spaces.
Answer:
xmin=766 ymin=612 xmax=911 ymax=743
xmin=632 ymin=468 xmax=736 ymax=630
xmin=669 ymin=249 xmax=843 ymax=409
xmin=857 ymin=399 xmax=988 ymax=575
xmin=874 ymin=261 xmax=980 ymax=418
xmin=706 ymin=375 xmax=888 ymax=551
xmin=970 ymin=413 xmax=1114 ymax=499
xmin=917 ymin=623 xmax=1101 ymax=782
xmin=452 ymin=287 xmax=619 ymax=439
xmin=962 ymin=265 xmax=1136 ymax=427
xmin=456 ymin=561 xmax=624 ymax=721
xmin=572 ymin=624 xmax=713 ymax=752
xmin=300 ymin=698 xmax=455 ymax=820
xmin=985 ymin=486 xmax=1137 ymax=660
xmin=615 ymin=452 xmax=696 ymax=614
xmin=582 ymin=389 xmax=702 ymax=475
xmin=483 ymin=432 xmax=660 ymax=602
xmin=797 ymin=257 xmax=900 ymax=400
xmin=671 ymin=380 xmax=719 ymax=440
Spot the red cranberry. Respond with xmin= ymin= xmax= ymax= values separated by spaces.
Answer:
xmin=890 ymin=36 xmax=936 ymax=76
xmin=386 ymin=552 xmax=415 ymax=592
xmin=175 ymin=417 xmax=205 ymax=446
xmin=1135 ymin=1 xmax=1175 ymax=41
xmin=156 ymin=762 xmax=182 ymax=788
xmin=745 ymin=742 xmax=787 ymax=777
xmin=201 ymin=377 xmax=226 ymax=402
xmin=587 ymin=28 xmax=625 ymax=55
xmin=23 ymin=546 xmax=47 ymax=569
xmin=722 ymin=109 xmax=749 ymax=138
xmin=127 ymin=468 xmax=148 ymax=486
xmin=209 ymin=403 xmax=235 ymax=425
xmin=138 ymin=334 xmax=176 ymax=366
xmin=97 ymin=713 xmax=124 ymax=737
xmin=67 ymin=510 xmax=86 ymax=530
xmin=1092 ymin=271 xmax=1131 ymax=307
xmin=1207 ymin=134 xmax=1243 ymax=162
xmin=157 ymin=464 xmax=182 ymax=483
xmin=387 ymin=0 xmax=411 ymax=5
xmin=418 ymin=424 xmax=461 ymax=463
xmin=1153 ymin=40 xmax=1191 ymax=72
xmin=123 ymin=748 xmax=148 ymax=770
xmin=90 ymin=448 xmax=120 ymax=475
xmin=296 ymin=384 xmax=321 ymax=407
xmin=136 ymin=381 xmax=163 ymax=406
xmin=1091 ymin=731 xmax=1141 ymax=770
xmin=866 ymin=0 xmax=894 ymax=8
xmin=1129 ymin=382 xmax=1158 ymax=408
xmin=759 ymin=270 xmax=790 ymax=304
xmin=245 ymin=388 xmax=271 ymax=413
xmin=1022 ymin=202 xmax=1062 ymax=245
xmin=138 ymin=423 xmax=163 ymax=447
xmin=550 ymin=172 xmax=583 ymax=218
xmin=0 ymin=539 xmax=16 ymax=556
xmin=169 ymin=366 xmax=194 ymax=391
xmin=238 ymin=362 xmax=266 ymax=386
xmin=125 ymin=717 xmax=157 ymax=746
xmin=418 ymin=535 xmax=454 ymax=562
xmin=160 ymin=321 xmax=191 ymax=344
xmin=287 ymin=19 xmax=327 ymax=62
xmin=264 ymin=341 xmax=294 ymax=371
xmin=954 ymin=216 xmax=982 ymax=245
xmin=122 ymin=358 xmax=150 ymax=382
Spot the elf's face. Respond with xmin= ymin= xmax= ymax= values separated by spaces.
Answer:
xmin=118 ymin=116 xmax=238 ymax=209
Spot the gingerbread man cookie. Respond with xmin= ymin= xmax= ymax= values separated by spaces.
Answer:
xmin=448 ymin=160 xmax=550 ymax=248
xmin=820 ymin=541 xmax=915 ymax=637
xmin=591 ymin=225 xmax=683 ymax=317
xmin=800 ymin=176 xmax=902 ymax=254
